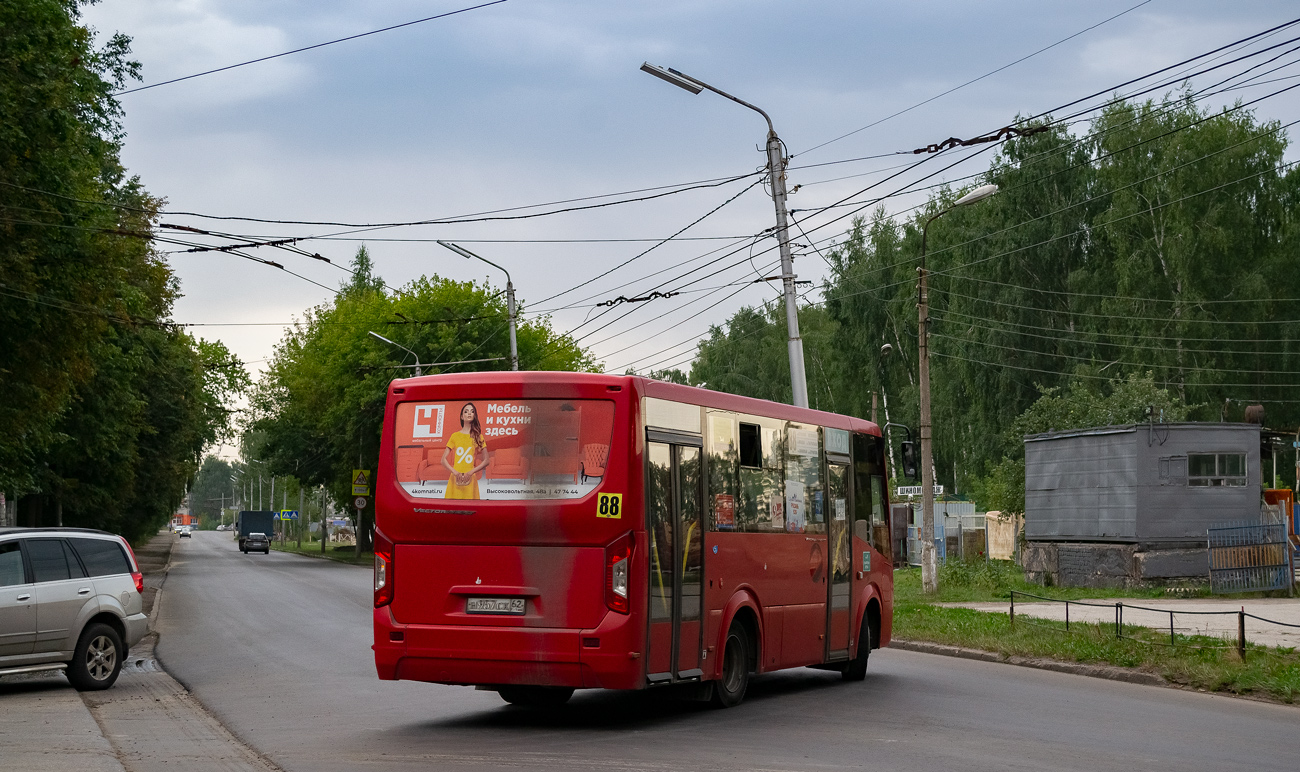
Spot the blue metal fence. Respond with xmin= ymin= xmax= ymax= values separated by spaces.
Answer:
xmin=1207 ymin=519 xmax=1291 ymax=594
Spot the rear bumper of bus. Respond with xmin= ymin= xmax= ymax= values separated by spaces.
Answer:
xmin=373 ymin=606 xmax=642 ymax=690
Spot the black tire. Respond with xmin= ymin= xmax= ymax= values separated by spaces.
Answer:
xmin=67 ymin=622 xmax=124 ymax=691
xmin=498 ymin=686 xmax=575 ymax=707
xmin=710 ymin=624 xmax=750 ymax=708
xmin=843 ymin=614 xmax=872 ymax=682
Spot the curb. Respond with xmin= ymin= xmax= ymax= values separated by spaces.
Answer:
xmin=889 ymin=639 xmax=1167 ymax=687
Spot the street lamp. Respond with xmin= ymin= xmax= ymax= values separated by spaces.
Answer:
xmin=436 ymin=241 xmax=519 ymax=371
xmin=368 ymin=331 xmax=424 ymax=377
xmin=640 ymin=62 xmax=809 ymax=409
xmin=918 ymin=183 xmax=998 ymax=594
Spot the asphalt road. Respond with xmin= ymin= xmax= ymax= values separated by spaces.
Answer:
xmin=158 ymin=531 xmax=1297 ymax=772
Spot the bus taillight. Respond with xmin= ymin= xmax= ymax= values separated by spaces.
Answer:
xmin=605 ymin=532 xmax=633 ymax=614
xmin=374 ymin=530 xmax=394 ymax=608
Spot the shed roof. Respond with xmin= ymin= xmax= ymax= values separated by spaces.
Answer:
xmin=1024 ymin=422 xmax=1258 ymax=443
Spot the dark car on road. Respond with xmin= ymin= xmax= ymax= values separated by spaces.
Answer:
xmin=241 ymin=532 xmax=270 ymax=554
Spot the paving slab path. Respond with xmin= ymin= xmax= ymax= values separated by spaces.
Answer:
xmin=948 ymin=597 xmax=1300 ymax=648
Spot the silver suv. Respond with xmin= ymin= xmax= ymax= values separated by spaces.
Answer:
xmin=0 ymin=528 xmax=148 ymax=690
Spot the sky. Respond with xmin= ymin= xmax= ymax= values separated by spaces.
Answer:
xmin=80 ymin=0 xmax=1300 ymax=388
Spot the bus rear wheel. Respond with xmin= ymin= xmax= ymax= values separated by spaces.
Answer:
xmin=498 ymin=686 xmax=574 ymax=707
xmin=843 ymin=615 xmax=871 ymax=682
xmin=711 ymin=624 xmax=750 ymax=708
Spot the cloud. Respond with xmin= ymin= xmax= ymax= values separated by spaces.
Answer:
xmin=83 ymin=0 xmax=310 ymax=106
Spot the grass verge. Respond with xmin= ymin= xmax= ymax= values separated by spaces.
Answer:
xmin=269 ymin=540 xmax=373 ymax=566
xmin=894 ymin=562 xmax=1205 ymax=604
xmin=895 ymin=602 xmax=1299 ymax=703
xmin=893 ymin=560 xmax=1299 ymax=704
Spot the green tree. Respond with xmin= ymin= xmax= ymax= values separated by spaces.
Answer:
xmin=688 ymin=302 xmax=847 ymax=413
xmin=817 ymin=93 xmax=1300 ymax=494
xmin=189 ymin=456 xmax=238 ymax=525
xmin=248 ymin=249 xmax=595 ymax=550
xmin=1 ymin=2 xmax=243 ymax=541
xmin=0 ymin=1 xmax=145 ymax=491
xmin=971 ymin=372 xmax=1194 ymax=515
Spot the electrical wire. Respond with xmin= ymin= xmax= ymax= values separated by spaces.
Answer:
xmin=795 ymin=0 xmax=1155 ymax=157
xmin=114 ymin=1 xmax=510 ymax=96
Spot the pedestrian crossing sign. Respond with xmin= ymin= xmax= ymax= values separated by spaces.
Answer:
xmin=352 ymin=469 xmax=371 ymax=496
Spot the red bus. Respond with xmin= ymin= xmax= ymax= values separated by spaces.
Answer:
xmin=372 ymin=372 xmax=893 ymax=707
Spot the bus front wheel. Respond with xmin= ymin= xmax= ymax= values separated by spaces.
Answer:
xmin=498 ymin=686 xmax=574 ymax=707
xmin=843 ymin=615 xmax=871 ymax=681
xmin=711 ymin=624 xmax=750 ymax=708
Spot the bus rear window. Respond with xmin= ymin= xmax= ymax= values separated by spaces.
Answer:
xmin=392 ymin=399 xmax=615 ymax=501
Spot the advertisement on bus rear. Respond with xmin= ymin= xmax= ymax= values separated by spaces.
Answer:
xmin=392 ymin=399 xmax=615 ymax=501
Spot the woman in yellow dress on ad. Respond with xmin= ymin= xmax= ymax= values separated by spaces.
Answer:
xmin=441 ymin=403 xmax=489 ymax=499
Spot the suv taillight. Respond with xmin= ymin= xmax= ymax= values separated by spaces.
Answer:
xmin=374 ymin=530 xmax=394 ymax=608
xmin=121 ymin=538 xmax=144 ymax=593
xmin=605 ymin=532 xmax=633 ymax=614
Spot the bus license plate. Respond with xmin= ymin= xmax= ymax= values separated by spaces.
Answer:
xmin=466 ymin=597 xmax=526 ymax=615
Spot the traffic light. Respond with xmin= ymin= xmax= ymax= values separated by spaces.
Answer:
xmin=900 ymin=441 xmax=918 ymax=480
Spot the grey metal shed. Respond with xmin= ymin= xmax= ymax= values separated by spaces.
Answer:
xmin=1025 ymin=423 xmax=1261 ymax=544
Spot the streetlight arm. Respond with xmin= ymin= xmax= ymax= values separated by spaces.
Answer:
xmin=640 ymin=63 xmax=774 ymax=135
xmin=368 ymin=331 xmax=423 ymax=375
xmin=436 ymin=241 xmax=519 ymax=371
xmin=437 ymin=241 xmax=511 ymax=285
xmin=368 ymin=331 xmax=420 ymax=362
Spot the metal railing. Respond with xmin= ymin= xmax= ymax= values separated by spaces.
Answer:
xmin=1008 ymin=590 xmax=1300 ymax=659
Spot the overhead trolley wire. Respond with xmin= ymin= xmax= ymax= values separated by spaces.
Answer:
xmin=935 ymin=309 xmax=1300 ymax=349
xmin=795 ymin=0 xmax=1155 ymax=158
xmin=114 ymin=0 xmax=511 ymax=96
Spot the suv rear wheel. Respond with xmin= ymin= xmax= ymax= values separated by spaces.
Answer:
xmin=68 ymin=622 xmax=124 ymax=691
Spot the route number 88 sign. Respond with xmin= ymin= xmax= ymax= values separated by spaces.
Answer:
xmin=596 ymin=493 xmax=623 ymax=519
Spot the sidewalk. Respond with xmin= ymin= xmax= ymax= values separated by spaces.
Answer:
xmin=0 ymin=530 xmax=277 ymax=772
xmin=948 ymin=597 xmax=1300 ymax=648
xmin=0 ymin=528 xmax=178 ymax=772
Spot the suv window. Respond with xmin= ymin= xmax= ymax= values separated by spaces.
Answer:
xmin=0 ymin=542 xmax=26 ymax=586
xmin=26 ymin=539 xmax=87 ymax=582
xmin=68 ymin=538 xmax=131 ymax=577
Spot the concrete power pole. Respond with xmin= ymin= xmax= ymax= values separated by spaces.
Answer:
xmin=640 ymin=62 xmax=808 ymax=407
xmin=917 ymin=184 xmax=999 ymax=594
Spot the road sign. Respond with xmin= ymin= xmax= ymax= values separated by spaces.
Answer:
xmin=352 ymin=469 xmax=371 ymax=496
xmin=353 ymin=496 xmax=368 ymax=509
xmin=895 ymin=485 xmax=944 ymax=497
xmin=276 ymin=510 xmax=299 ymax=520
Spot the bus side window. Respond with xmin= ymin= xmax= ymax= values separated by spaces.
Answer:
xmin=852 ymin=433 xmax=889 ymax=556
xmin=738 ymin=416 xmax=785 ymax=532
xmin=707 ymin=413 xmax=738 ymax=531
xmin=784 ymin=424 xmax=822 ymax=534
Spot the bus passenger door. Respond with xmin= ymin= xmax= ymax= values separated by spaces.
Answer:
xmin=825 ymin=462 xmax=852 ymax=659
xmin=645 ymin=439 xmax=704 ymax=684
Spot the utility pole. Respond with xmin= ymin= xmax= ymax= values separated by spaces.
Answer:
xmin=298 ymin=486 xmax=303 ymax=549
xmin=917 ymin=184 xmax=999 ymax=594
xmin=640 ymin=62 xmax=808 ymax=408
xmin=320 ymin=488 xmax=327 ymax=555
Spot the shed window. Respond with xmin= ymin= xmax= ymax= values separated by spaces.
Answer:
xmin=1187 ymin=453 xmax=1247 ymax=487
